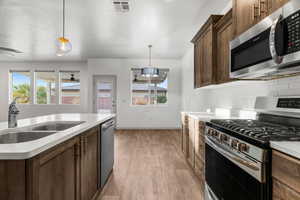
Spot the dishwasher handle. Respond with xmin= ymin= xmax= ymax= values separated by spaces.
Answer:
xmin=102 ymin=119 xmax=115 ymax=130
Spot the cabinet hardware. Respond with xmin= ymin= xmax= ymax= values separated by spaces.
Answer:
xmin=81 ymin=137 xmax=86 ymax=155
xmin=252 ymin=3 xmax=260 ymax=21
xmin=85 ymin=137 xmax=88 ymax=153
xmin=259 ymin=0 xmax=267 ymax=16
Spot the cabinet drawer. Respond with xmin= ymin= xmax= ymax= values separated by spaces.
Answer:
xmin=272 ymin=150 xmax=300 ymax=193
xmin=273 ymin=178 xmax=300 ymax=200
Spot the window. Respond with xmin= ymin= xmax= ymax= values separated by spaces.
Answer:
xmin=35 ymin=71 xmax=56 ymax=104
xmin=131 ymin=68 xmax=168 ymax=105
xmin=10 ymin=71 xmax=31 ymax=104
xmin=60 ymin=71 xmax=80 ymax=105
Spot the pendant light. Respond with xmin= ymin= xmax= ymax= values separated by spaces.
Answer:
xmin=70 ymin=73 xmax=75 ymax=81
xmin=56 ymin=0 xmax=72 ymax=56
xmin=141 ymin=45 xmax=159 ymax=77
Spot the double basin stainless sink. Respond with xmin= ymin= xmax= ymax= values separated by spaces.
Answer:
xmin=0 ymin=121 xmax=85 ymax=144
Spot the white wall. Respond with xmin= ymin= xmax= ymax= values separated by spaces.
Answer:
xmin=88 ymin=58 xmax=182 ymax=129
xmin=0 ymin=61 xmax=88 ymax=121
xmin=181 ymin=47 xmax=300 ymax=113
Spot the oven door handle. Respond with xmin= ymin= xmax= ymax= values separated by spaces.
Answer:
xmin=206 ymin=137 xmax=259 ymax=171
xmin=206 ymin=136 xmax=264 ymax=182
xmin=269 ymin=14 xmax=283 ymax=64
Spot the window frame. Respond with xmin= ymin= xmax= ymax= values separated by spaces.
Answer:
xmin=130 ymin=68 xmax=169 ymax=107
xmin=8 ymin=69 xmax=81 ymax=106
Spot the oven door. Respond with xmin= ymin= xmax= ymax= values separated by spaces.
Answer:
xmin=205 ymin=137 xmax=269 ymax=200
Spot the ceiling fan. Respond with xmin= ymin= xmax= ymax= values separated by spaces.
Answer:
xmin=0 ymin=47 xmax=22 ymax=56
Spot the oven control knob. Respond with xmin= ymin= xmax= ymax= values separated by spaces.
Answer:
xmin=220 ymin=134 xmax=229 ymax=142
xmin=213 ymin=130 xmax=220 ymax=138
xmin=231 ymin=139 xmax=239 ymax=149
xmin=208 ymin=129 xmax=213 ymax=136
xmin=238 ymin=143 xmax=249 ymax=153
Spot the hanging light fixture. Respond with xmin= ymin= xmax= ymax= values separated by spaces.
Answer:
xmin=141 ymin=45 xmax=159 ymax=77
xmin=70 ymin=73 xmax=75 ymax=81
xmin=56 ymin=0 xmax=72 ymax=56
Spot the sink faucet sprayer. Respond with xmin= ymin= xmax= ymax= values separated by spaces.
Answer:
xmin=8 ymin=98 xmax=20 ymax=128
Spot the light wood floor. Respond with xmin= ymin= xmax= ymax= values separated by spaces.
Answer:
xmin=98 ymin=130 xmax=202 ymax=200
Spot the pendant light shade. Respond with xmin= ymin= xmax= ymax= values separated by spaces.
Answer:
xmin=141 ymin=67 xmax=159 ymax=77
xmin=56 ymin=37 xmax=72 ymax=56
xmin=141 ymin=45 xmax=159 ymax=77
xmin=56 ymin=0 xmax=72 ymax=56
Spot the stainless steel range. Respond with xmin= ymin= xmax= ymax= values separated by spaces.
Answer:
xmin=205 ymin=96 xmax=300 ymax=200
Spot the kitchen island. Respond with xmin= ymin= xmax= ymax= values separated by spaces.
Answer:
xmin=0 ymin=113 xmax=115 ymax=200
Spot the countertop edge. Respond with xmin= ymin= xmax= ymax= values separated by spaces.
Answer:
xmin=270 ymin=141 xmax=300 ymax=160
xmin=0 ymin=114 xmax=115 ymax=160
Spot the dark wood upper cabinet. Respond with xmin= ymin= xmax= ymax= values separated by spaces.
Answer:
xmin=81 ymin=127 xmax=99 ymax=200
xmin=192 ymin=15 xmax=223 ymax=88
xmin=233 ymin=0 xmax=257 ymax=37
xmin=233 ymin=0 xmax=290 ymax=37
xmin=216 ymin=10 xmax=234 ymax=84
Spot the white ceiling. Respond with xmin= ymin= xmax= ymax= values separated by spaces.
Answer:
xmin=0 ymin=0 xmax=230 ymax=61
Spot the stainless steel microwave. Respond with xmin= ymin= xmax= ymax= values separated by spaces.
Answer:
xmin=230 ymin=0 xmax=300 ymax=79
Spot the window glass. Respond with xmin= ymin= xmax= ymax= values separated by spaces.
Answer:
xmin=35 ymin=71 xmax=56 ymax=104
xmin=10 ymin=71 xmax=31 ymax=104
xmin=60 ymin=71 xmax=80 ymax=105
xmin=131 ymin=68 xmax=168 ymax=105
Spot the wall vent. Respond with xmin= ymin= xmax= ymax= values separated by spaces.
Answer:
xmin=113 ymin=0 xmax=130 ymax=12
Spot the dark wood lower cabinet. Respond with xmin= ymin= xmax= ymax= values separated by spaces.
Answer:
xmin=27 ymin=137 xmax=80 ymax=200
xmin=0 ymin=160 xmax=26 ymax=200
xmin=181 ymin=115 xmax=206 ymax=200
xmin=272 ymin=150 xmax=300 ymax=200
xmin=273 ymin=178 xmax=300 ymax=200
xmin=81 ymin=127 xmax=99 ymax=200
xmin=0 ymin=125 xmax=102 ymax=200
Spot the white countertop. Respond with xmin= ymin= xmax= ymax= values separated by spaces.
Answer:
xmin=271 ymin=141 xmax=300 ymax=159
xmin=181 ymin=111 xmax=245 ymax=122
xmin=0 ymin=113 xmax=115 ymax=160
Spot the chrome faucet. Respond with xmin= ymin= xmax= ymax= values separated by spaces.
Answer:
xmin=8 ymin=98 xmax=20 ymax=128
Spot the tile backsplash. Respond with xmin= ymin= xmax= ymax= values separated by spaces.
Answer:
xmin=181 ymin=47 xmax=300 ymax=113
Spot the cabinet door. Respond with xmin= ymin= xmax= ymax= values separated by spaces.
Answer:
xmin=194 ymin=40 xmax=201 ymax=88
xmin=268 ymin=0 xmax=289 ymax=13
xmin=27 ymin=138 xmax=80 ymax=200
xmin=273 ymin=178 xmax=300 ymax=200
xmin=233 ymin=0 xmax=257 ymax=36
xmin=81 ymin=127 xmax=99 ymax=200
xmin=216 ymin=12 xmax=233 ymax=84
xmin=0 ymin=161 xmax=26 ymax=200
xmin=194 ymin=121 xmax=205 ymax=161
xmin=182 ymin=125 xmax=189 ymax=158
xmin=187 ymin=117 xmax=195 ymax=168
xmin=201 ymin=28 xmax=214 ymax=86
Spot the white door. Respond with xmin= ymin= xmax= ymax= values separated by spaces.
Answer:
xmin=93 ymin=75 xmax=117 ymax=114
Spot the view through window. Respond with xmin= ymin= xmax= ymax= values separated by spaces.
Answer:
xmin=131 ymin=68 xmax=168 ymax=105
xmin=60 ymin=71 xmax=80 ymax=105
xmin=10 ymin=71 xmax=31 ymax=104
xmin=35 ymin=71 xmax=56 ymax=104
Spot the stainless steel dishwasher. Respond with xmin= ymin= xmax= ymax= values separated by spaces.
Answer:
xmin=99 ymin=118 xmax=115 ymax=188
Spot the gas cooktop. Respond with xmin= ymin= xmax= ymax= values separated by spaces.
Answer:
xmin=209 ymin=119 xmax=300 ymax=143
